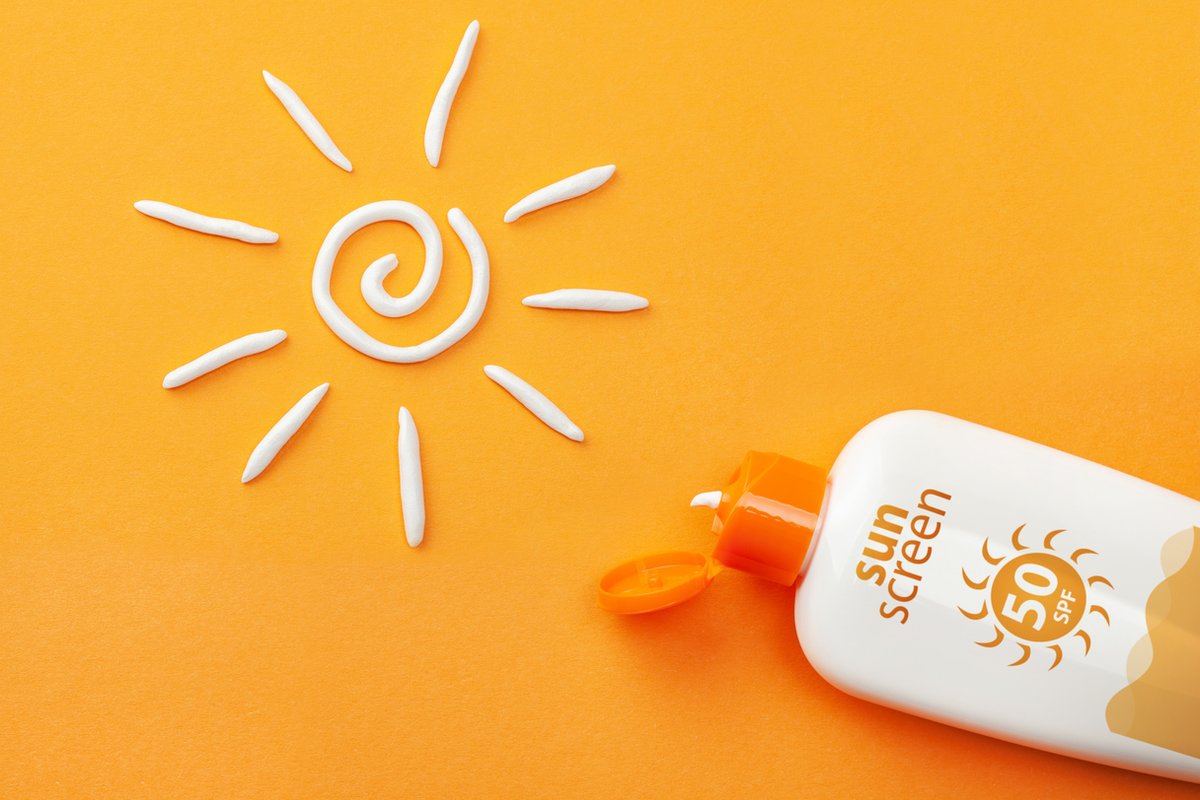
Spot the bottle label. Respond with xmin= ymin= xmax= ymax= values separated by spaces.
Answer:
xmin=955 ymin=523 xmax=1200 ymax=760
xmin=851 ymin=500 xmax=1200 ymax=762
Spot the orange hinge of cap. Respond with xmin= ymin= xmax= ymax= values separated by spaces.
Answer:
xmin=598 ymin=452 xmax=827 ymax=614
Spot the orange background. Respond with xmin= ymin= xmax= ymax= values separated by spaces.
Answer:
xmin=1 ymin=1 xmax=1197 ymax=797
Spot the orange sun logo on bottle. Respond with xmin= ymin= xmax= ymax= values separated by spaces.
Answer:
xmin=958 ymin=525 xmax=1113 ymax=669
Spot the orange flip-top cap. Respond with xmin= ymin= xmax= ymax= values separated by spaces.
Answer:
xmin=598 ymin=452 xmax=827 ymax=614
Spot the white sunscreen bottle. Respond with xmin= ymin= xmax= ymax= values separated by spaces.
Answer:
xmin=598 ymin=410 xmax=1200 ymax=783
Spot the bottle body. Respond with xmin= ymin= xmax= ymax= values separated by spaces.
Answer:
xmin=795 ymin=410 xmax=1200 ymax=782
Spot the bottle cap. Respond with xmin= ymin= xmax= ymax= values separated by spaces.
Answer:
xmin=597 ymin=452 xmax=827 ymax=614
xmin=597 ymin=551 xmax=722 ymax=614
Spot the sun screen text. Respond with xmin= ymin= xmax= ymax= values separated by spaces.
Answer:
xmin=855 ymin=488 xmax=953 ymax=624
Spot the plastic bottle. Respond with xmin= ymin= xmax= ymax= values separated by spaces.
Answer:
xmin=598 ymin=410 xmax=1200 ymax=783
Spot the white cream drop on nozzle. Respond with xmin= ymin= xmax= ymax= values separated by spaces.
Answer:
xmin=690 ymin=490 xmax=721 ymax=509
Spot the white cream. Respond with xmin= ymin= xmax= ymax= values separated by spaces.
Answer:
xmin=483 ymin=365 xmax=583 ymax=442
xmin=424 ymin=20 xmax=480 ymax=168
xmin=262 ymin=70 xmax=353 ymax=172
xmin=503 ymin=165 xmax=616 ymax=223
xmin=397 ymin=407 xmax=425 ymax=548
xmin=522 ymin=289 xmax=648 ymax=312
xmin=356 ymin=204 xmax=443 ymax=318
xmin=312 ymin=201 xmax=490 ymax=363
xmin=690 ymin=490 xmax=722 ymax=509
xmin=163 ymin=329 xmax=287 ymax=389
xmin=133 ymin=200 xmax=278 ymax=244
xmin=241 ymin=383 xmax=329 ymax=483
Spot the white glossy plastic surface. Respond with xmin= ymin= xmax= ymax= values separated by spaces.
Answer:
xmin=795 ymin=411 xmax=1200 ymax=782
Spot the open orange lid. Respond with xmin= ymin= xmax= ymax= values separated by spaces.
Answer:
xmin=598 ymin=452 xmax=827 ymax=614
xmin=597 ymin=551 xmax=723 ymax=614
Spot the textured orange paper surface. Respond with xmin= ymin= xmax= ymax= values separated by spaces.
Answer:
xmin=1 ymin=1 xmax=1198 ymax=797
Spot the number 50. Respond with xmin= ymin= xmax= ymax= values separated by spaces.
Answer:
xmin=999 ymin=562 xmax=1057 ymax=632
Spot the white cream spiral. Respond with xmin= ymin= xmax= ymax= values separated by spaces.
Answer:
xmin=311 ymin=200 xmax=490 ymax=363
